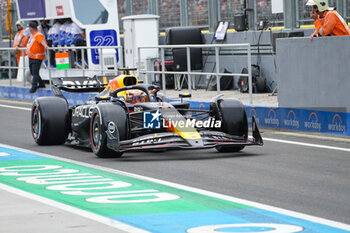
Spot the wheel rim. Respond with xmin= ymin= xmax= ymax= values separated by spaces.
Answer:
xmin=91 ymin=113 xmax=101 ymax=150
xmin=31 ymin=107 xmax=41 ymax=139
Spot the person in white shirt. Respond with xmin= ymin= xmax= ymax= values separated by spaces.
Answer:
xmin=65 ymin=21 xmax=86 ymax=68
xmin=47 ymin=20 xmax=62 ymax=47
xmin=58 ymin=19 xmax=71 ymax=46
xmin=46 ymin=20 xmax=63 ymax=67
xmin=65 ymin=22 xmax=84 ymax=46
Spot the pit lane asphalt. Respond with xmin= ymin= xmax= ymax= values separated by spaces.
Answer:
xmin=0 ymin=99 xmax=350 ymax=227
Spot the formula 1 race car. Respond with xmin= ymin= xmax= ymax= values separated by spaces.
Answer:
xmin=31 ymin=69 xmax=263 ymax=158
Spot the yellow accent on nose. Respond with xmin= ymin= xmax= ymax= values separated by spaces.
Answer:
xmin=178 ymin=131 xmax=201 ymax=140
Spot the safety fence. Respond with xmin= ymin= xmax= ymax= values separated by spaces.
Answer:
xmin=0 ymin=45 xmax=123 ymax=88
xmin=137 ymin=43 xmax=254 ymax=104
xmin=1 ymin=43 xmax=258 ymax=104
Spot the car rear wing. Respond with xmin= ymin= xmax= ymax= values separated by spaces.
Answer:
xmin=51 ymin=75 xmax=116 ymax=97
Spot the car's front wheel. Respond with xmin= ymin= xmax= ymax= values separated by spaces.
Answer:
xmin=90 ymin=103 xmax=128 ymax=158
xmin=215 ymin=98 xmax=247 ymax=153
xmin=90 ymin=111 xmax=123 ymax=158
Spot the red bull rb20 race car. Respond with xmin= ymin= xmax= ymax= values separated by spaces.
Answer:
xmin=31 ymin=69 xmax=263 ymax=158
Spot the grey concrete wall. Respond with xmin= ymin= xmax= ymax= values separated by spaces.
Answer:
xmin=276 ymin=36 xmax=350 ymax=112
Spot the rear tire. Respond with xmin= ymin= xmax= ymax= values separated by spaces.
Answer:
xmin=31 ymin=97 xmax=69 ymax=145
xmin=215 ymin=99 xmax=247 ymax=153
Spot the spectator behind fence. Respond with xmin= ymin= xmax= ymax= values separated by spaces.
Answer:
xmin=26 ymin=21 xmax=49 ymax=93
xmin=38 ymin=20 xmax=51 ymax=39
xmin=58 ymin=18 xmax=71 ymax=47
xmin=65 ymin=21 xmax=84 ymax=46
xmin=65 ymin=21 xmax=86 ymax=68
xmin=47 ymin=20 xmax=63 ymax=67
xmin=13 ymin=21 xmax=28 ymax=66
xmin=75 ymin=29 xmax=88 ymax=68
xmin=47 ymin=20 xmax=62 ymax=47
xmin=307 ymin=0 xmax=350 ymax=40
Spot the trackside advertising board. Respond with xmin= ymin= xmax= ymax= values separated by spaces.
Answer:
xmin=1 ymin=145 xmax=350 ymax=233
xmin=245 ymin=106 xmax=349 ymax=136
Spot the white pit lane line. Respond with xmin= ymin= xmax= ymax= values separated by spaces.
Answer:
xmin=0 ymin=104 xmax=31 ymax=111
xmin=1 ymin=103 xmax=350 ymax=153
xmin=262 ymin=137 xmax=350 ymax=153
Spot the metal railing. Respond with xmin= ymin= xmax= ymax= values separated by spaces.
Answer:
xmin=0 ymin=47 xmax=26 ymax=87
xmin=0 ymin=45 xmax=123 ymax=88
xmin=137 ymin=43 xmax=254 ymax=104
xmin=1 ymin=44 xmax=255 ymax=104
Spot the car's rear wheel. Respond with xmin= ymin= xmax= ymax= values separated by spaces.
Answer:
xmin=215 ymin=99 xmax=247 ymax=153
xmin=31 ymin=97 xmax=69 ymax=145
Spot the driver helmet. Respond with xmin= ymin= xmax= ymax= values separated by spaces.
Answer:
xmin=125 ymin=90 xmax=147 ymax=104
xmin=306 ymin=0 xmax=330 ymax=12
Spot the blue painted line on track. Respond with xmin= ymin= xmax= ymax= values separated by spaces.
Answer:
xmin=111 ymin=209 xmax=350 ymax=233
xmin=0 ymin=147 xmax=44 ymax=161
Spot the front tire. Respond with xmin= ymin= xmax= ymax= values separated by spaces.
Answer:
xmin=90 ymin=112 xmax=122 ymax=158
xmin=215 ymin=99 xmax=247 ymax=153
xmin=90 ymin=103 xmax=127 ymax=158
